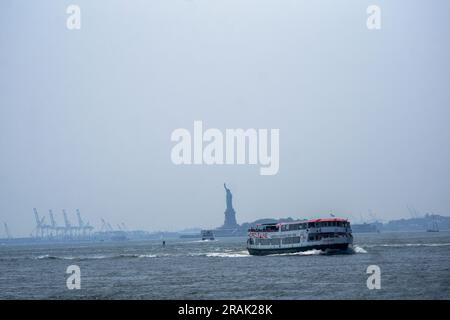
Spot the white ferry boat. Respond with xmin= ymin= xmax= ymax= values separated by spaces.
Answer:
xmin=246 ymin=218 xmax=353 ymax=255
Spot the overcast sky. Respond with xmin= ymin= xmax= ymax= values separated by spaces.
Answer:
xmin=1 ymin=0 xmax=449 ymax=236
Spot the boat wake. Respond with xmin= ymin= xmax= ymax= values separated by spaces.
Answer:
xmin=274 ymin=249 xmax=324 ymax=256
xmin=30 ymin=246 xmax=369 ymax=261
xmin=190 ymin=250 xmax=250 ymax=258
xmin=268 ymin=245 xmax=368 ymax=256
xmin=206 ymin=251 xmax=249 ymax=258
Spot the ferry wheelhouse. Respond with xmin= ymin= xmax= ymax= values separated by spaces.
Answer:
xmin=246 ymin=218 xmax=353 ymax=255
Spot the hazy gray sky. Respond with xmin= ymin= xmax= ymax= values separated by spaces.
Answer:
xmin=1 ymin=0 xmax=449 ymax=236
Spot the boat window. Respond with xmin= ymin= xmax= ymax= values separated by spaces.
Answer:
xmin=263 ymin=225 xmax=279 ymax=232
xmin=283 ymin=236 xmax=300 ymax=244
xmin=270 ymin=238 xmax=281 ymax=245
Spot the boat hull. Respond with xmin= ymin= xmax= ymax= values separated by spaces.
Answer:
xmin=247 ymin=243 xmax=349 ymax=256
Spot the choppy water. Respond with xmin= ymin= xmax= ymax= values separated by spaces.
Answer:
xmin=1 ymin=232 xmax=449 ymax=299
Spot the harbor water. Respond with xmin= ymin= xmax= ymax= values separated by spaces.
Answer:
xmin=0 ymin=231 xmax=449 ymax=299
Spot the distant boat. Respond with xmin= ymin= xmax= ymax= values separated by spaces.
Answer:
xmin=201 ymin=230 xmax=215 ymax=241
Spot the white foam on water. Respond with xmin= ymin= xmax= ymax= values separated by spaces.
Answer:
xmin=86 ymin=255 xmax=109 ymax=260
xmin=35 ymin=254 xmax=55 ymax=260
xmin=138 ymin=254 xmax=157 ymax=258
xmin=298 ymin=249 xmax=324 ymax=255
xmin=271 ymin=249 xmax=324 ymax=256
xmin=117 ymin=253 xmax=159 ymax=259
xmin=269 ymin=247 xmax=366 ymax=256
xmin=35 ymin=254 xmax=75 ymax=260
xmin=352 ymin=245 xmax=368 ymax=253
xmin=204 ymin=250 xmax=249 ymax=258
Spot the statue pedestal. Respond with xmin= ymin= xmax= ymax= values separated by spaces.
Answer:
xmin=222 ymin=208 xmax=238 ymax=229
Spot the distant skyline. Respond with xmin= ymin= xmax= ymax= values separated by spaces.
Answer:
xmin=1 ymin=0 xmax=450 ymax=237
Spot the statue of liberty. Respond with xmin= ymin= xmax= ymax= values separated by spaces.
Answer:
xmin=224 ymin=183 xmax=234 ymax=211
xmin=222 ymin=183 xmax=238 ymax=228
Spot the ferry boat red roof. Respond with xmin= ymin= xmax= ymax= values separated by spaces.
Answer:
xmin=255 ymin=217 xmax=348 ymax=227
xmin=306 ymin=218 xmax=347 ymax=223
xmin=278 ymin=218 xmax=348 ymax=225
